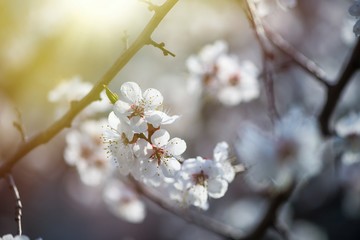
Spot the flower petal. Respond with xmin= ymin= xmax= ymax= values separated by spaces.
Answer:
xmin=145 ymin=111 xmax=179 ymax=128
xmin=188 ymin=185 xmax=209 ymax=210
xmin=161 ymin=158 xmax=181 ymax=177
xmin=140 ymin=159 xmax=158 ymax=178
xmin=120 ymin=82 xmax=142 ymax=104
xmin=207 ymin=178 xmax=228 ymax=199
xmin=151 ymin=129 xmax=170 ymax=147
xmin=165 ymin=138 xmax=187 ymax=156
xmin=130 ymin=116 xmax=147 ymax=133
xmin=133 ymin=139 xmax=152 ymax=158
xmin=143 ymin=88 xmax=163 ymax=109
xmin=213 ymin=141 xmax=229 ymax=162
xmin=114 ymin=100 xmax=131 ymax=116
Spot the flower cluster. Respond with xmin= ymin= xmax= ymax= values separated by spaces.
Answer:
xmin=105 ymin=82 xmax=236 ymax=209
xmin=236 ymin=109 xmax=323 ymax=191
xmin=349 ymin=0 xmax=360 ymax=36
xmin=171 ymin=142 xmax=235 ymax=210
xmin=186 ymin=41 xmax=260 ymax=106
xmin=49 ymin=78 xmax=145 ymax=223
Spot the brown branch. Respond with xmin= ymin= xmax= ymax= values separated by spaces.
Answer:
xmin=0 ymin=0 xmax=179 ymax=178
xmin=245 ymin=0 xmax=279 ymax=123
xmin=263 ymin=24 xmax=330 ymax=88
xmin=319 ymin=39 xmax=360 ymax=136
xmin=6 ymin=174 xmax=23 ymax=235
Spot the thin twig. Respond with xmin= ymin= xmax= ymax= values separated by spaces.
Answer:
xmin=0 ymin=0 xmax=179 ymax=178
xmin=318 ymin=39 xmax=360 ymax=136
xmin=6 ymin=174 xmax=23 ymax=235
xmin=263 ymin=24 xmax=330 ymax=88
xmin=139 ymin=0 xmax=159 ymax=12
xmin=245 ymin=0 xmax=279 ymax=123
xmin=13 ymin=108 xmax=26 ymax=142
xmin=148 ymin=39 xmax=176 ymax=57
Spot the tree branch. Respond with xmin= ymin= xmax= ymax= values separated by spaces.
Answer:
xmin=318 ymin=39 xmax=360 ymax=136
xmin=0 ymin=0 xmax=179 ymax=178
xmin=6 ymin=174 xmax=23 ymax=236
xmin=148 ymin=39 xmax=176 ymax=57
xmin=245 ymin=0 xmax=279 ymax=123
xmin=263 ymin=24 xmax=330 ymax=89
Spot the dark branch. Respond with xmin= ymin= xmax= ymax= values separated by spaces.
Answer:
xmin=263 ymin=25 xmax=330 ymax=88
xmin=0 ymin=0 xmax=179 ymax=178
xmin=318 ymin=39 xmax=360 ymax=136
xmin=6 ymin=174 xmax=23 ymax=235
xmin=237 ymin=185 xmax=294 ymax=240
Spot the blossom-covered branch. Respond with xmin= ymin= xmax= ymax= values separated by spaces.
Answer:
xmin=0 ymin=0 xmax=179 ymax=178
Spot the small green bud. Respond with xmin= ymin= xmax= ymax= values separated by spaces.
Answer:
xmin=103 ymin=85 xmax=119 ymax=104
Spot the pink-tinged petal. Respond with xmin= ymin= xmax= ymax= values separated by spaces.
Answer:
xmin=151 ymin=129 xmax=170 ymax=147
xmin=140 ymin=159 xmax=158 ymax=178
xmin=143 ymin=88 xmax=163 ymax=109
xmin=133 ymin=139 xmax=152 ymax=158
xmin=207 ymin=178 xmax=228 ymax=199
xmin=130 ymin=116 xmax=147 ymax=133
xmin=213 ymin=141 xmax=229 ymax=162
xmin=114 ymin=100 xmax=131 ymax=116
xmin=120 ymin=82 xmax=142 ymax=104
xmin=161 ymin=158 xmax=181 ymax=177
xmin=165 ymin=138 xmax=186 ymax=156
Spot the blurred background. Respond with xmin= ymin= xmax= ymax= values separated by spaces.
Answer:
xmin=0 ymin=0 xmax=360 ymax=239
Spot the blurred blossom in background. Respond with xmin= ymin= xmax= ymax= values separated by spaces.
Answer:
xmin=0 ymin=0 xmax=360 ymax=239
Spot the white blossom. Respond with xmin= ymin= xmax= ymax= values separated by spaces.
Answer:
xmin=335 ymin=112 xmax=360 ymax=165
xmin=64 ymin=119 xmax=110 ymax=186
xmin=114 ymin=82 xmax=178 ymax=134
xmin=216 ymin=57 xmax=260 ymax=106
xmin=349 ymin=0 xmax=360 ymax=36
xmin=236 ymin=109 xmax=323 ymax=191
xmin=103 ymin=179 xmax=146 ymax=223
xmin=103 ymin=112 xmax=136 ymax=176
xmin=187 ymin=41 xmax=260 ymax=106
xmin=133 ymin=129 xmax=186 ymax=185
xmin=0 ymin=235 xmax=32 ymax=240
xmin=174 ymin=156 xmax=230 ymax=210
